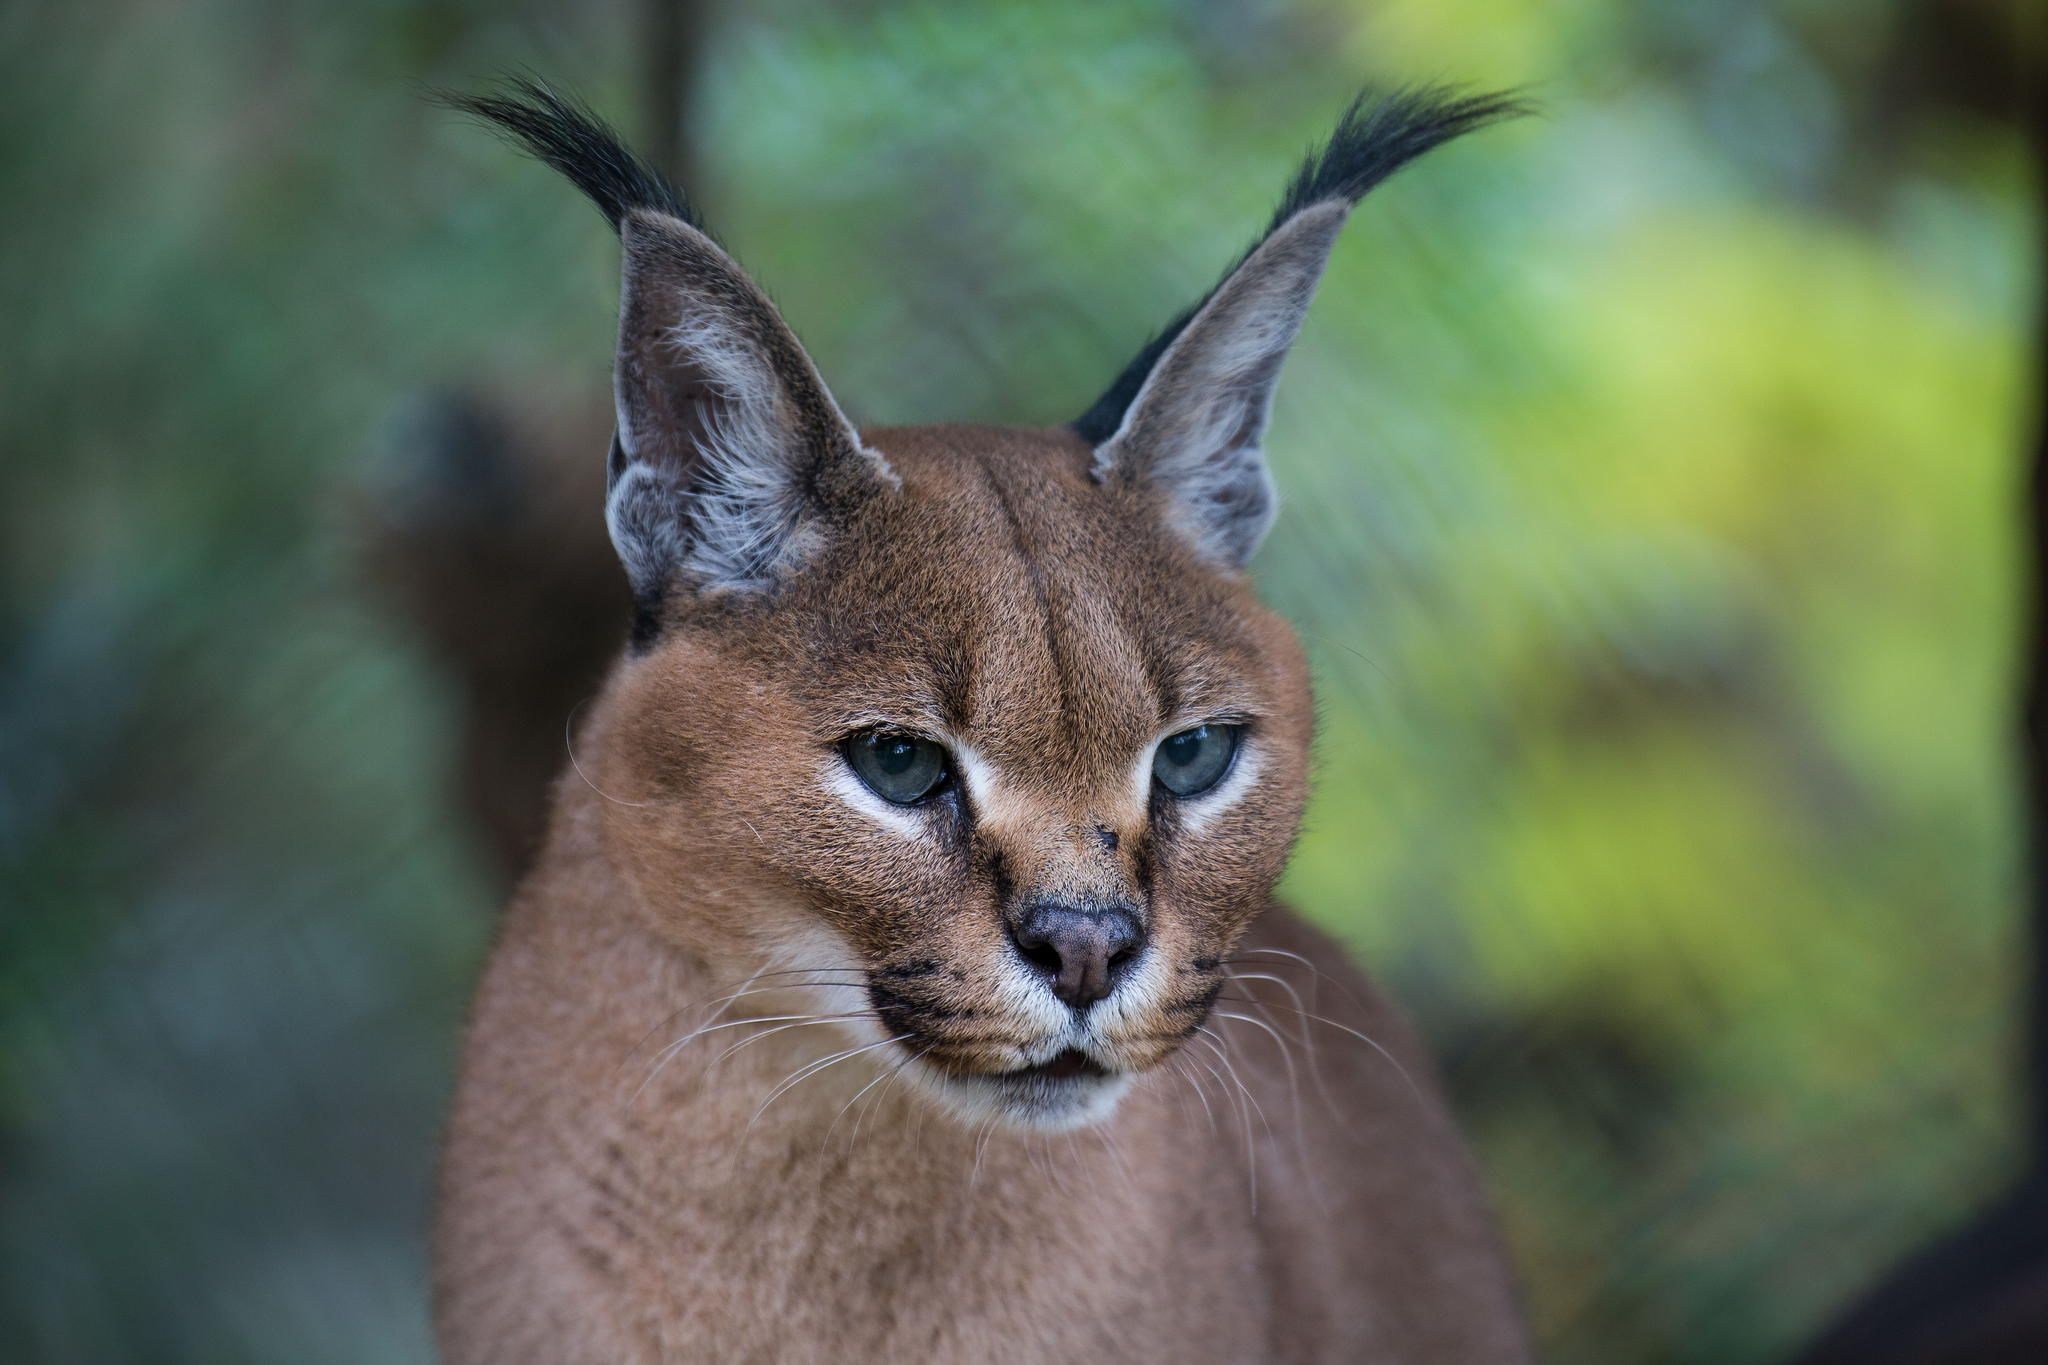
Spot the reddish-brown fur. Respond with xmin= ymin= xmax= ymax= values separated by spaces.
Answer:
xmin=435 ymin=425 xmax=1528 ymax=1361
xmin=434 ymin=78 xmax=1530 ymax=1360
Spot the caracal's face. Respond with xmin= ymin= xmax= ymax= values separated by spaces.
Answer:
xmin=460 ymin=77 xmax=1512 ymax=1132
xmin=600 ymin=424 xmax=1312 ymax=1129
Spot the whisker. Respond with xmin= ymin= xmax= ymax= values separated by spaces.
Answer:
xmin=850 ymin=1046 xmax=927 ymax=1153
xmin=1293 ymin=627 xmax=1392 ymax=687
xmin=1217 ymin=995 xmax=1423 ymax=1107
xmin=1221 ymin=969 xmax=1314 ymax=1046
xmin=1221 ymin=971 xmax=1323 ymax=1087
xmin=1222 ymin=972 xmax=1338 ymax=1198
xmin=1222 ymin=948 xmax=1384 ymax=1028
xmin=616 ymin=964 xmax=768 ymax=1076
xmin=656 ymin=1010 xmax=863 ymax=1062
xmin=1183 ymin=1038 xmax=1253 ymax=1204
xmin=1215 ymin=1009 xmax=1307 ymax=1136
xmin=970 ymin=1111 xmax=1001 ymax=1189
xmin=707 ymin=1014 xmax=876 ymax=1070
xmin=628 ymin=1012 xmax=868 ymax=1110
xmin=1098 ymin=1122 xmax=1137 ymax=1197
xmin=564 ymin=698 xmax=651 ymax=808
xmin=614 ymin=965 xmax=869 ymax=1075
xmin=1215 ymin=1003 xmax=1327 ymax=1198
xmin=1222 ymin=968 xmax=1348 ymax=1163
xmin=1066 ymin=1131 xmax=1100 ymax=1201
xmin=1026 ymin=1131 xmax=1054 ymax=1188
xmin=663 ymin=981 xmax=870 ymax=1045
xmin=1155 ymin=1057 xmax=1200 ymax=1131
xmin=1221 ymin=948 xmax=1331 ymax=1016
xmin=1197 ymin=1026 xmax=1275 ymax=1143
xmin=1196 ymin=1024 xmax=1268 ymax=1215
xmin=826 ymin=1044 xmax=923 ymax=1154
xmin=739 ymin=967 xmax=878 ymax=982
xmin=743 ymin=1034 xmax=907 ymax=1145
xmin=1170 ymin=1052 xmax=1220 ymax=1137
xmin=1043 ymin=1133 xmax=1071 ymax=1193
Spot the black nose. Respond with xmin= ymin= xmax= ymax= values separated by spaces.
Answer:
xmin=1009 ymin=903 xmax=1144 ymax=1010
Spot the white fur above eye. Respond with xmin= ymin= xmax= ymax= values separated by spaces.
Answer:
xmin=952 ymin=741 xmax=1037 ymax=832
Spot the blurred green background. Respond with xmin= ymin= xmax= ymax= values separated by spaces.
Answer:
xmin=1 ymin=0 xmax=2039 ymax=1360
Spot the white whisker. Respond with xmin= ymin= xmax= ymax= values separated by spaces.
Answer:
xmin=1231 ymin=997 xmax=1424 ymax=1107
xmin=628 ymin=1012 xmax=867 ymax=1110
xmin=564 ymin=698 xmax=651 ymax=808
xmin=827 ymin=1045 xmax=922 ymax=1154
xmin=1196 ymin=1025 xmax=1268 ymax=1215
xmin=743 ymin=1035 xmax=906 ymax=1144
xmin=1171 ymin=1053 xmax=1221 ymax=1136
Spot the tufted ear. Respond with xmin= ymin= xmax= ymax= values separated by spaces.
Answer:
xmin=1079 ymin=87 xmax=1525 ymax=567
xmin=607 ymin=209 xmax=891 ymax=609
xmin=1087 ymin=204 xmax=1346 ymax=565
xmin=446 ymin=78 xmax=891 ymax=641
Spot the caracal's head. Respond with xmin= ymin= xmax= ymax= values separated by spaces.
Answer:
xmin=455 ymin=80 xmax=1518 ymax=1129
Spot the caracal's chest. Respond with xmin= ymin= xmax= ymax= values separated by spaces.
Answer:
xmin=530 ymin=1085 xmax=1272 ymax=1364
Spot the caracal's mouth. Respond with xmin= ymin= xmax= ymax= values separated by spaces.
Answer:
xmin=1012 ymin=1047 xmax=1110 ymax=1081
xmin=909 ymin=1042 xmax=1133 ymax=1131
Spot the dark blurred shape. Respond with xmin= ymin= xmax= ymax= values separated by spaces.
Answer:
xmin=358 ymin=0 xmax=710 ymax=887
xmin=1794 ymin=4 xmax=2048 ymax=1359
xmin=2025 ymin=1 xmax=2048 ymax=1274
xmin=363 ymin=387 xmax=623 ymax=881
xmin=643 ymin=0 xmax=707 ymax=190
xmin=1795 ymin=1178 xmax=2048 ymax=1364
xmin=1445 ymin=996 xmax=1680 ymax=1171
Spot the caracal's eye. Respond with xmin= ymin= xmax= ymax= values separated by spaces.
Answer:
xmin=845 ymin=730 xmax=951 ymax=806
xmin=1153 ymin=723 xmax=1242 ymax=798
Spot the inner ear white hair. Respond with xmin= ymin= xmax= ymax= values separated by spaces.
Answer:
xmin=1076 ymin=87 xmax=1526 ymax=568
xmin=1089 ymin=203 xmax=1347 ymax=566
xmin=443 ymin=79 xmax=895 ymax=646
xmin=610 ymin=210 xmax=894 ymax=605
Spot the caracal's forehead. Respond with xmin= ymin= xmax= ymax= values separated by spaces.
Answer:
xmin=775 ymin=424 xmax=1276 ymax=793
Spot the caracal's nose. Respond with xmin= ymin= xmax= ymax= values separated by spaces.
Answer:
xmin=1008 ymin=901 xmax=1144 ymax=1009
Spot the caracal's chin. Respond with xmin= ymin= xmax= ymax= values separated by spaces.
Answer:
xmin=910 ymin=1052 xmax=1138 ymax=1132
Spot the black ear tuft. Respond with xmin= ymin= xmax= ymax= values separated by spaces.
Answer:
xmin=1072 ymin=85 xmax=1528 ymax=444
xmin=442 ymin=77 xmax=888 ymax=624
xmin=438 ymin=75 xmax=703 ymax=236
xmin=1263 ymin=86 xmax=1530 ymax=237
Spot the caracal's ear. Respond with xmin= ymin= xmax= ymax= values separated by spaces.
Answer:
xmin=445 ymin=78 xmax=891 ymax=637
xmin=607 ymin=209 xmax=890 ymax=602
xmin=1077 ymin=87 xmax=1526 ymax=567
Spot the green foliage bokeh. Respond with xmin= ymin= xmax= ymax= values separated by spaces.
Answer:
xmin=0 ymin=0 xmax=2034 ymax=1360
